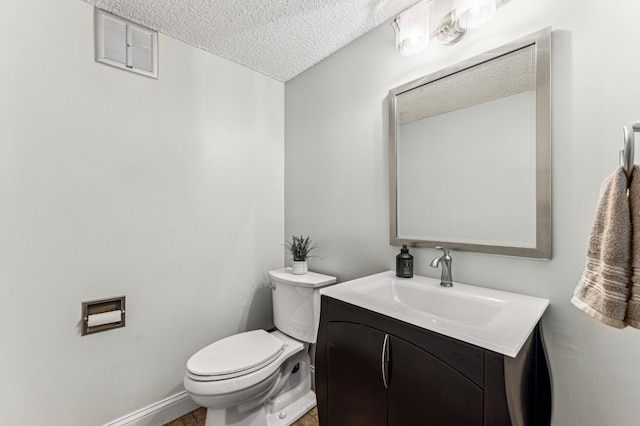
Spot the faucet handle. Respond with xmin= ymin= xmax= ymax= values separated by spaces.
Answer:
xmin=434 ymin=246 xmax=450 ymax=257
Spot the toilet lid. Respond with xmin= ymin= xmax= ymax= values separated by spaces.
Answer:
xmin=186 ymin=330 xmax=285 ymax=379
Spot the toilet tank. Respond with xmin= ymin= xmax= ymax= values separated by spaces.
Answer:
xmin=269 ymin=268 xmax=336 ymax=344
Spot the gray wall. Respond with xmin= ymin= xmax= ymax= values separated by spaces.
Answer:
xmin=285 ymin=0 xmax=640 ymax=424
xmin=0 ymin=2 xmax=283 ymax=424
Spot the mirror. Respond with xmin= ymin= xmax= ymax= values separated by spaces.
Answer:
xmin=389 ymin=28 xmax=551 ymax=259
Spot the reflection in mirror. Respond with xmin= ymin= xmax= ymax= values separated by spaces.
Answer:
xmin=389 ymin=28 xmax=551 ymax=259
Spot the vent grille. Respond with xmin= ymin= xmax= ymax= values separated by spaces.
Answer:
xmin=95 ymin=9 xmax=158 ymax=78
xmin=102 ymin=14 xmax=127 ymax=64
xmin=130 ymin=27 xmax=154 ymax=73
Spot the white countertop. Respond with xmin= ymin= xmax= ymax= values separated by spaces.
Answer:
xmin=320 ymin=271 xmax=549 ymax=358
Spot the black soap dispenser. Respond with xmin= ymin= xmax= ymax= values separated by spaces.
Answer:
xmin=396 ymin=245 xmax=413 ymax=278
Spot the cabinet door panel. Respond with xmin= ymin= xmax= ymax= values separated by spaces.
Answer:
xmin=388 ymin=336 xmax=483 ymax=426
xmin=326 ymin=322 xmax=387 ymax=426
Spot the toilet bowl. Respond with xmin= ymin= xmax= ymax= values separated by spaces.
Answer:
xmin=184 ymin=268 xmax=336 ymax=426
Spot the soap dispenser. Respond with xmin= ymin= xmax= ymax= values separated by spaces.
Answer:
xmin=396 ymin=245 xmax=413 ymax=278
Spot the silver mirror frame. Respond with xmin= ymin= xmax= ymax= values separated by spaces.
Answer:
xmin=389 ymin=28 xmax=551 ymax=259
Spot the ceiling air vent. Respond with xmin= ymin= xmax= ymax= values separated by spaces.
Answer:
xmin=95 ymin=9 xmax=158 ymax=79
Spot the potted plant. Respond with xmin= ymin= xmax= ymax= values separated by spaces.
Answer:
xmin=285 ymin=235 xmax=318 ymax=275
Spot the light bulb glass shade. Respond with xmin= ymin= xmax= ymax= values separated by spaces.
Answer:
xmin=452 ymin=0 xmax=497 ymax=30
xmin=393 ymin=0 xmax=431 ymax=56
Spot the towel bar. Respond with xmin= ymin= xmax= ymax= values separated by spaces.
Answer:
xmin=620 ymin=121 xmax=640 ymax=178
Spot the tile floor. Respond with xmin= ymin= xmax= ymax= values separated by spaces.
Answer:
xmin=164 ymin=406 xmax=319 ymax=426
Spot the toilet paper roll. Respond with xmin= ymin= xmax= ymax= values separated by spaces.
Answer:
xmin=87 ymin=310 xmax=122 ymax=327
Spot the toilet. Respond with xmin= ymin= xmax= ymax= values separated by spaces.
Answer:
xmin=184 ymin=268 xmax=336 ymax=426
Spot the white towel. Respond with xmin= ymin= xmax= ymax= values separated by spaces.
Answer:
xmin=572 ymin=166 xmax=632 ymax=328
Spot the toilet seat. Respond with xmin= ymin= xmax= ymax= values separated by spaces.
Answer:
xmin=186 ymin=330 xmax=285 ymax=381
xmin=184 ymin=330 xmax=305 ymax=400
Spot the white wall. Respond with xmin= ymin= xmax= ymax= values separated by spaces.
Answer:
xmin=0 ymin=1 xmax=284 ymax=425
xmin=285 ymin=0 xmax=640 ymax=425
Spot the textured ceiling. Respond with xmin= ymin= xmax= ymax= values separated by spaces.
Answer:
xmin=84 ymin=0 xmax=419 ymax=82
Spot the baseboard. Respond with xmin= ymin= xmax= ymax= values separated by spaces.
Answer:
xmin=104 ymin=391 xmax=199 ymax=426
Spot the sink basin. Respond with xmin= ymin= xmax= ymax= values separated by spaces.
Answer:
xmin=351 ymin=276 xmax=506 ymax=325
xmin=320 ymin=271 xmax=549 ymax=357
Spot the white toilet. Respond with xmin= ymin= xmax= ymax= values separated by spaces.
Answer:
xmin=184 ymin=268 xmax=336 ymax=426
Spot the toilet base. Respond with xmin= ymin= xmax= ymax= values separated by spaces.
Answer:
xmin=203 ymin=391 xmax=316 ymax=426
xmin=265 ymin=390 xmax=316 ymax=426
xmin=205 ymin=404 xmax=266 ymax=426
xmin=204 ymin=390 xmax=316 ymax=426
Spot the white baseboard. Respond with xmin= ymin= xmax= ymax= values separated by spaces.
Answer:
xmin=104 ymin=391 xmax=200 ymax=426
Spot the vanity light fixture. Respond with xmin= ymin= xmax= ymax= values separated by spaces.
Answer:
xmin=452 ymin=0 xmax=497 ymax=30
xmin=392 ymin=0 xmax=505 ymax=56
xmin=392 ymin=0 xmax=431 ymax=56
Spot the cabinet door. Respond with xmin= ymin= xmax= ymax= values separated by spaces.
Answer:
xmin=387 ymin=336 xmax=483 ymax=426
xmin=326 ymin=322 xmax=387 ymax=426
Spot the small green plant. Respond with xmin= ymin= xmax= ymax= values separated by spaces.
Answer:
xmin=285 ymin=235 xmax=319 ymax=261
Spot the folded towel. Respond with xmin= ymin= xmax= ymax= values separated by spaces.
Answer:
xmin=626 ymin=166 xmax=640 ymax=327
xmin=572 ymin=166 xmax=632 ymax=328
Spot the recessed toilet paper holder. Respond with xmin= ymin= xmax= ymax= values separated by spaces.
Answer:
xmin=82 ymin=296 xmax=126 ymax=336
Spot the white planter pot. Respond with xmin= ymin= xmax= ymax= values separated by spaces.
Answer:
xmin=291 ymin=260 xmax=308 ymax=275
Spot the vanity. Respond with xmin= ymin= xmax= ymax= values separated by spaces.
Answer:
xmin=315 ymin=272 xmax=551 ymax=426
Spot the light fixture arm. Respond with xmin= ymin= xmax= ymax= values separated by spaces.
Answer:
xmin=433 ymin=11 xmax=466 ymax=45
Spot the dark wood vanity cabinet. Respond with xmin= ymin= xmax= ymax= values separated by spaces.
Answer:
xmin=316 ymin=297 xmax=551 ymax=426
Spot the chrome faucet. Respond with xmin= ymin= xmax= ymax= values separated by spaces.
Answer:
xmin=430 ymin=246 xmax=453 ymax=287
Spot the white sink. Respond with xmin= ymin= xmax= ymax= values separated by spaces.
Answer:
xmin=320 ymin=271 xmax=548 ymax=357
